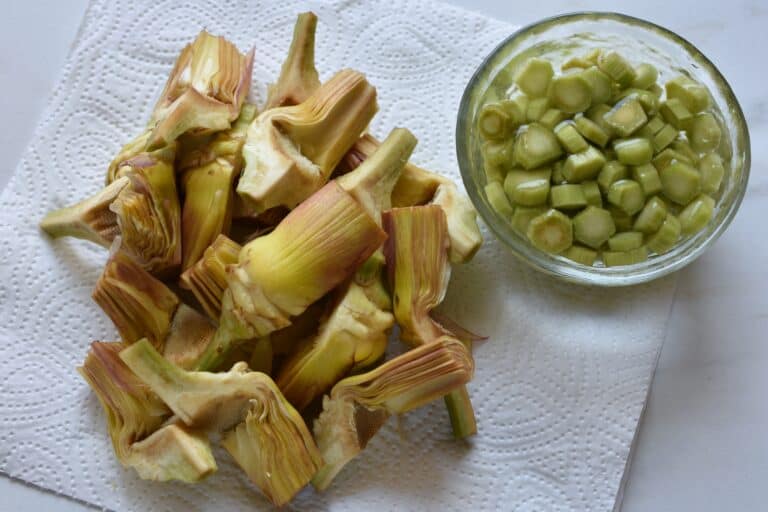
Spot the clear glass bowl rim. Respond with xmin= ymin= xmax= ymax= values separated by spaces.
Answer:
xmin=456 ymin=11 xmax=751 ymax=287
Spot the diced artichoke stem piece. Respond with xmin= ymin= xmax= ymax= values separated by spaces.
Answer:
xmin=514 ymin=58 xmax=554 ymax=97
xmin=597 ymin=51 xmax=636 ymax=88
xmin=607 ymin=231 xmax=644 ymax=251
xmin=238 ymin=69 xmax=377 ymax=214
xmin=526 ymin=97 xmax=550 ymax=122
xmin=179 ymin=234 xmax=241 ymax=321
xmin=81 ymin=342 xmax=211 ymax=483
xmin=128 ymin=423 xmax=217 ymax=483
xmin=478 ymin=103 xmax=512 ymax=139
xmin=337 ymin=128 xmax=417 ymax=223
xmin=603 ymin=246 xmax=648 ymax=266
xmin=312 ymin=336 xmax=474 ymax=490
xmin=92 ymin=246 xmax=180 ymax=349
xmin=221 ymin=398 xmax=322 ymax=507
xmin=163 ymin=304 xmax=217 ymax=370
xmin=180 ymin=158 xmax=236 ymax=271
xmin=574 ymin=114 xmax=610 ymax=147
xmin=665 ymin=75 xmax=710 ymax=113
xmin=276 ymin=276 xmax=394 ymax=411
xmin=265 ymin=12 xmax=321 ymax=109
xmin=660 ymin=161 xmax=702 ymax=205
xmin=646 ymin=214 xmax=682 ymax=254
xmin=632 ymin=63 xmax=659 ymax=90
xmin=549 ymin=72 xmax=592 ymax=113
xmin=40 ymin=176 xmax=130 ymax=247
xmin=199 ymin=182 xmax=386 ymax=370
xmin=550 ymin=184 xmax=587 ymax=210
xmin=700 ymin=153 xmax=725 ymax=195
xmin=563 ymin=146 xmax=606 ymax=182
xmin=110 ymin=144 xmax=182 ymax=275
xmin=513 ymin=123 xmax=562 ymax=169
xmin=614 ymin=138 xmax=653 ymax=166
xmin=687 ymin=112 xmax=722 ymax=152
xmin=573 ymin=206 xmax=616 ymax=249
xmin=604 ymin=97 xmax=647 ymax=137
xmin=597 ymin=161 xmax=628 ymax=194
xmin=444 ymin=386 xmax=478 ymax=439
xmin=679 ymin=194 xmax=715 ymax=235
xmin=564 ymin=245 xmax=598 ymax=266
xmin=527 ymin=209 xmax=573 ymax=254
xmin=634 ymin=196 xmax=668 ymax=234
xmin=148 ymin=31 xmax=254 ymax=148
xmin=607 ymin=179 xmax=645 ymax=216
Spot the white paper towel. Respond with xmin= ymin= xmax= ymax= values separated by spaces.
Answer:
xmin=0 ymin=0 xmax=678 ymax=510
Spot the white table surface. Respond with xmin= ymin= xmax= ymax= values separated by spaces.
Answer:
xmin=2 ymin=1 xmax=766 ymax=510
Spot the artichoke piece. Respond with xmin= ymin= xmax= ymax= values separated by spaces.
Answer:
xmin=163 ymin=303 xmax=216 ymax=370
xmin=40 ymin=176 xmax=131 ymax=247
xmin=179 ymin=234 xmax=241 ymax=321
xmin=276 ymin=254 xmax=394 ymax=410
xmin=237 ymin=69 xmax=378 ymax=214
xmin=148 ymin=31 xmax=254 ymax=149
xmin=79 ymin=342 xmax=216 ymax=482
xmin=383 ymin=205 xmax=477 ymax=438
xmin=106 ymin=130 xmax=152 ymax=184
xmin=341 ymin=133 xmax=482 ymax=263
xmin=312 ymin=336 xmax=474 ymax=491
xmin=111 ymin=144 xmax=182 ymax=275
xmin=197 ymin=180 xmax=387 ymax=371
xmin=92 ymin=247 xmax=180 ymax=349
xmin=120 ymin=339 xmax=321 ymax=505
xmin=265 ymin=12 xmax=321 ymax=109
xmin=221 ymin=399 xmax=322 ymax=507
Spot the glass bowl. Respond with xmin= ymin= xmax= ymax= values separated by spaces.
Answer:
xmin=456 ymin=12 xmax=750 ymax=286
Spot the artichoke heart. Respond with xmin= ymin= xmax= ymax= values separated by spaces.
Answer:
xmin=237 ymin=69 xmax=377 ymax=214
xmin=312 ymin=336 xmax=474 ymax=491
xmin=148 ymin=31 xmax=254 ymax=149
xmin=196 ymin=181 xmax=386 ymax=371
xmin=79 ymin=342 xmax=216 ymax=483
xmin=265 ymin=12 xmax=321 ymax=109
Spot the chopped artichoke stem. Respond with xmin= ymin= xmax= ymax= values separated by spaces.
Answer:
xmin=671 ymin=139 xmax=701 ymax=165
xmin=614 ymin=138 xmax=653 ymax=165
xmin=92 ymin=248 xmax=180 ymax=348
xmin=586 ymin=103 xmax=615 ymax=135
xmin=665 ymin=75 xmax=710 ymax=113
xmin=597 ymin=51 xmax=636 ymax=88
xmin=179 ymin=234 xmax=241 ymax=321
xmin=549 ymin=72 xmax=592 ymax=113
xmin=648 ymin=83 xmax=664 ymax=98
xmin=562 ymin=56 xmax=593 ymax=70
xmin=597 ymin=160 xmax=629 ymax=194
xmin=539 ymin=108 xmax=568 ymax=129
xmin=602 ymin=246 xmax=648 ymax=267
xmin=554 ymin=121 xmax=589 ymax=153
xmin=607 ymin=231 xmax=644 ymax=251
xmin=573 ymin=206 xmax=616 ymax=249
xmin=660 ymin=161 xmax=702 ymax=205
xmin=482 ymin=139 xmax=514 ymax=168
xmin=638 ymin=115 xmax=665 ymax=137
xmin=687 ymin=112 xmax=722 ymax=152
xmin=526 ymin=97 xmax=551 ymax=122
xmin=581 ymin=181 xmax=603 ymax=207
xmin=526 ymin=209 xmax=573 ymax=253
xmin=679 ymin=194 xmax=715 ymax=235
xmin=444 ymin=387 xmax=478 ymax=439
xmin=646 ymin=214 xmax=682 ymax=254
xmin=504 ymin=168 xmax=553 ymax=198
xmin=581 ymin=66 xmax=613 ymax=104
xmin=616 ymin=88 xmax=660 ymax=115
xmin=574 ymin=114 xmax=610 ymax=147
xmin=584 ymin=48 xmax=604 ymax=65
xmin=608 ymin=205 xmax=635 ymax=232
xmin=265 ymin=12 xmax=320 ymax=109
xmin=564 ymin=244 xmax=598 ymax=265
xmin=550 ymin=184 xmax=587 ymax=209
xmin=700 ymin=152 xmax=726 ymax=194
xmin=604 ymin=98 xmax=648 ymax=137
xmin=660 ymin=98 xmax=693 ymax=129
xmin=653 ymin=148 xmax=693 ymax=170
xmin=484 ymin=163 xmax=504 ymax=184
xmin=632 ymin=63 xmax=659 ymax=90
xmin=478 ymin=103 xmax=511 ymax=140
xmin=563 ymin=146 xmax=607 ymax=182
xmin=652 ymin=124 xmax=679 ymax=152
xmin=498 ymin=98 xmax=527 ymax=127
xmin=485 ymin=182 xmax=514 ymax=219
xmin=512 ymin=178 xmax=550 ymax=206
xmin=551 ymin=161 xmax=566 ymax=184
xmin=632 ymin=164 xmax=663 ymax=196
xmin=514 ymin=58 xmax=554 ymax=97
xmin=511 ymin=206 xmax=548 ymax=235
xmin=39 ymin=176 xmax=130 ymax=247
xmin=513 ymin=123 xmax=563 ymax=169
xmin=311 ymin=337 xmax=474 ymax=490
xmin=607 ymin=179 xmax=645 ymax=215
xmin=634 ymin=196 xmax=668 ymax=234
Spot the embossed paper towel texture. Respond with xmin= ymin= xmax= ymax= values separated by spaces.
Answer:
xmin=0 ymin=0 xmax=677 ymax=510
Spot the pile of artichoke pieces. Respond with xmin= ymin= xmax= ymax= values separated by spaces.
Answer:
xmin=40 ymin=12 xmax=483 ymax=506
